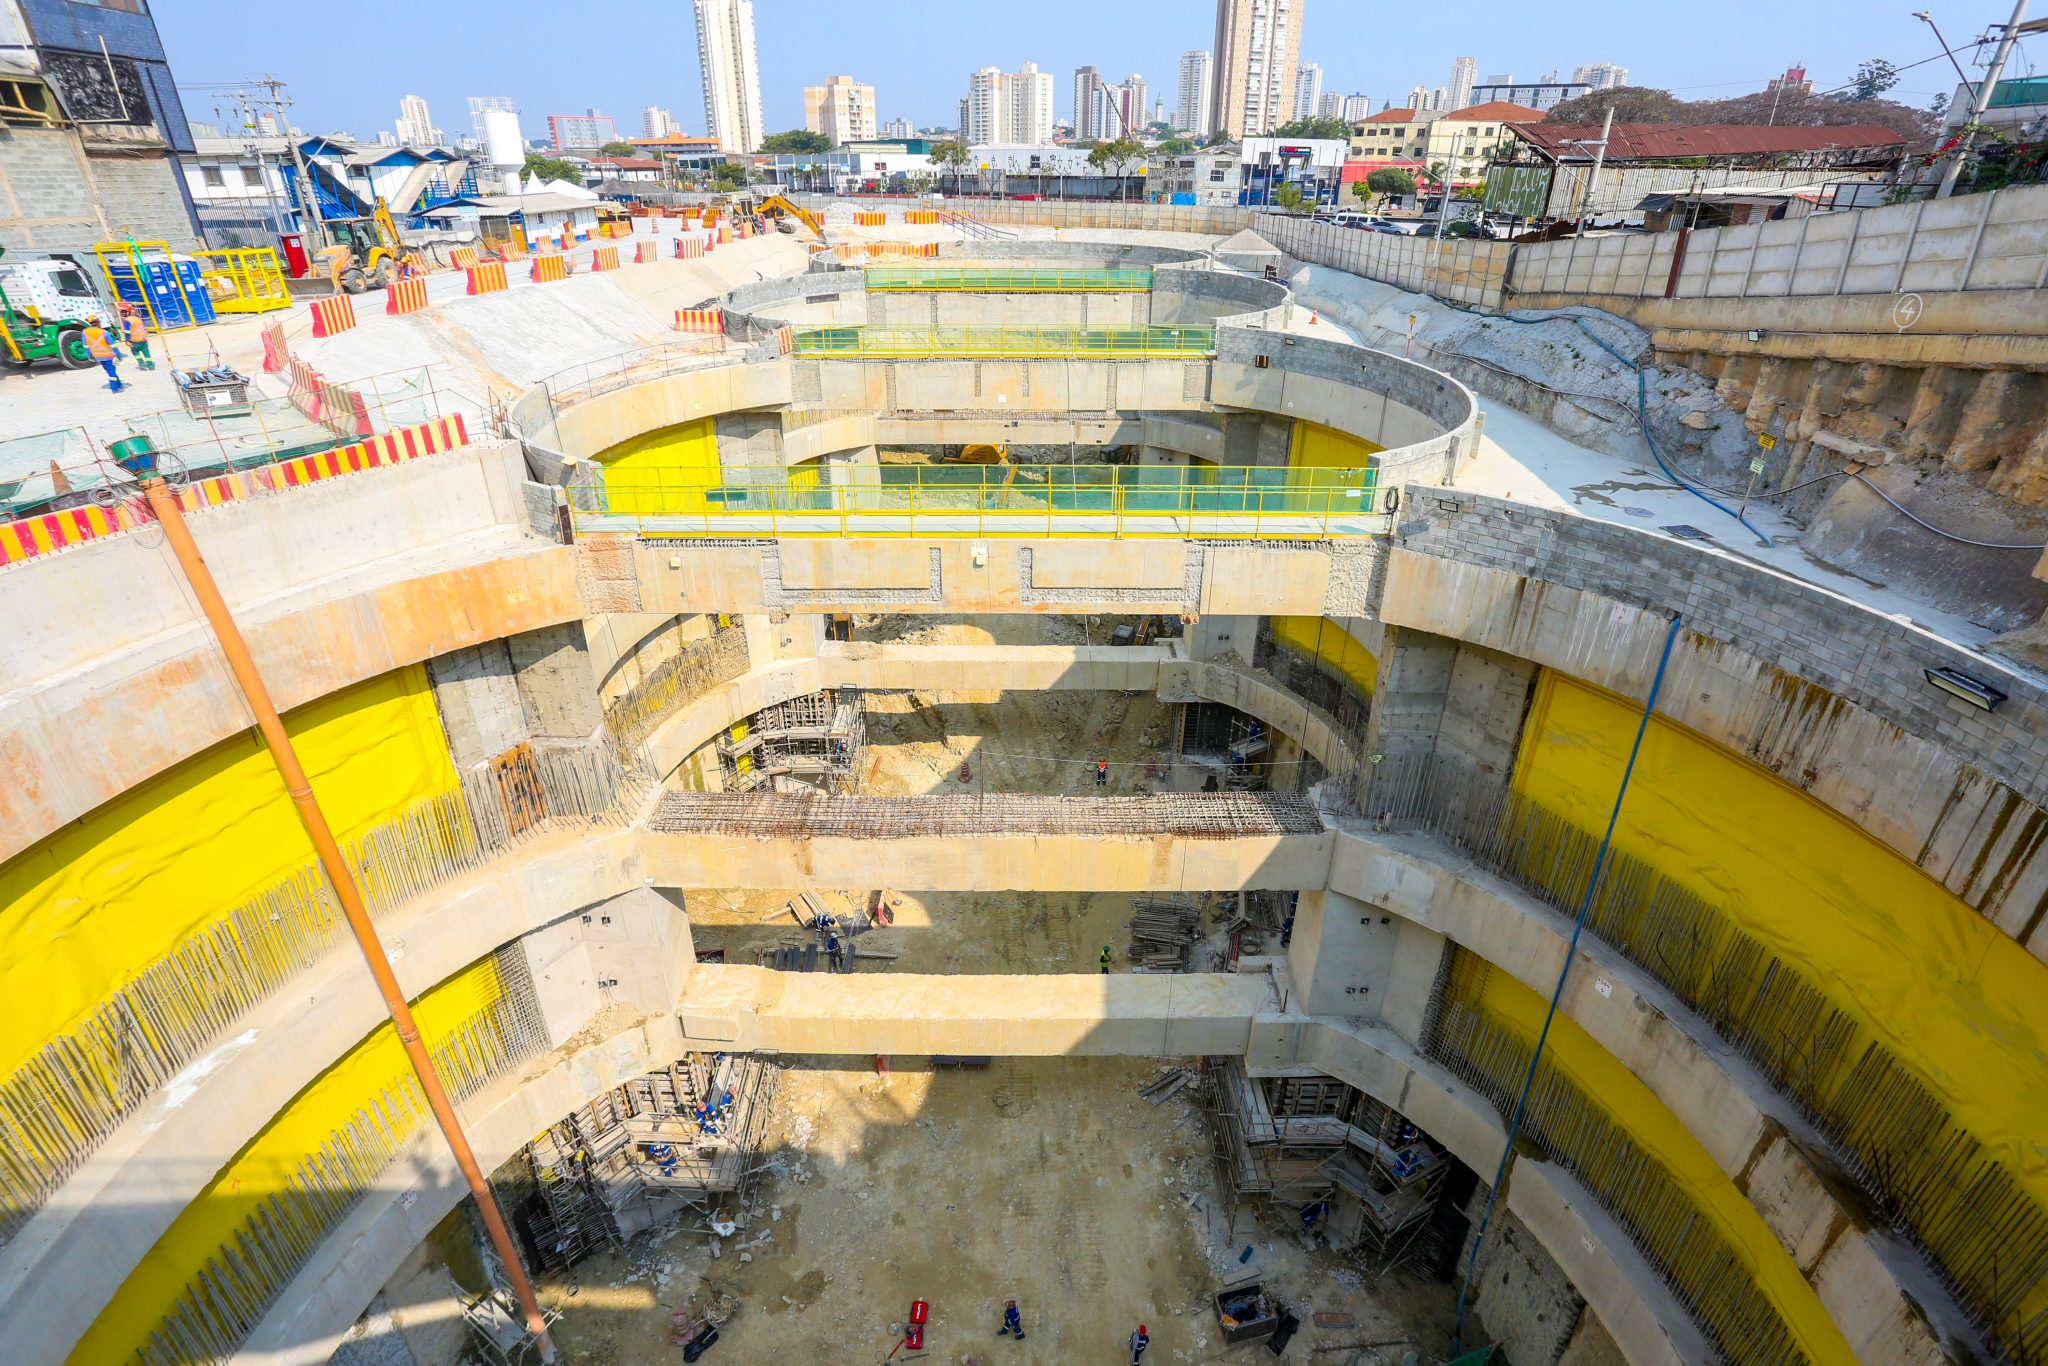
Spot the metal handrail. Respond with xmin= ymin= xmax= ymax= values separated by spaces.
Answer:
xmin=863 ymin=266 xmax=1155 ymax=293
xmin=788 ymin=325 xmax=1216 ymax=358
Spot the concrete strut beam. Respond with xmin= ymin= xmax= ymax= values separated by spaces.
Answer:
xmin=647 ymin=790 xmax=1325 ymax=839
xmin=674 ymin=966 xmax=1279 ymax=1056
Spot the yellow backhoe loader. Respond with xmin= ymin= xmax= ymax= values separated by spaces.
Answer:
xmin=314 ymin=198 xmax=422 ymax=294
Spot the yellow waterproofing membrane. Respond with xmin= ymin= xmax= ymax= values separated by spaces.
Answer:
xmin=0 ymin=667 xmax=456 ymax=1083
xmin=1447 ymin=956 xmax=1854 ymax=1362
xmin=1513 ymin=674 xmax=2048 ymax=1251
xmin=1288 ymin=420 xmax=1384 ymax=472
xmin=1272 ymin=616 xmax=1378 ymax=697
xmin=594 ymin=416 xmax=720 ymax=515
xmin=70 ymin=954 xmax=513 ymax=1364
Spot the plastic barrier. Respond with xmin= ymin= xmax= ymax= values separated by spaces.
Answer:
xmin=465 ymin=261 xmax=509 ymax=295
xmin=591 ymin=245 xmax=620 ymax=272
xmin=385 ymin=278 xmax=430 ymax=315
xmin=450 ymin=247 xmax=481 ymax=269
xmin=309 ymin=294 xmax=357 ymax=339
xmin=531 ymin=253 xmax=570 ymax=284
xmin=675 ymin=309 xmax=724 ymax=334
xmin=260 ymin=320 xmax=289 ymax=373
xmin=675 ymin=238 xmax=705 ymax=260
xmin=635 ymin=240 xmax=657 ymax=264
xmin=905 ymin=209 xmax=940 ymax=225
xmin=855 ymin=211 xmax=886 ymax=226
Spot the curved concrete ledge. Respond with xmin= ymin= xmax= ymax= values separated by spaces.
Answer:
xmin=1388 ymin=492 xmax=2048 ymax=951
xmin=236 ymin=1013 xmax=682 ymax=1366
xmin=0 ymin=441 xmax=575 ymax=863
xmin=1325 ymin=823 xmax=1966 ymax=1364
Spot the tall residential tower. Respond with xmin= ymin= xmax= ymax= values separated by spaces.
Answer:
xmin=693 ymin=0 xmax=764 ymax=153
xmin=1210 ymin=0 xmax=1303 ymax=137
xmin=1176 ymin=51 xmax=1212 ymax=135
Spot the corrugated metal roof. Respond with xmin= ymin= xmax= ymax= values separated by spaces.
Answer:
xmin=1509 ymin=122 xmax=1907 ymax=160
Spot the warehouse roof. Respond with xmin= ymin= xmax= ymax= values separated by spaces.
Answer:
xmin=1508 ymin=122 xmax=1907 ymax=161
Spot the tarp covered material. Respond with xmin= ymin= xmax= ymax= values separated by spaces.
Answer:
xmin=73 ymin=953 xmax=515 ymax=1364
xmin=1452 ymin=955 xmax=1853 ymax=1361
xmin=1513 ymin=672 xmax=2048 ymax=1214
xmin=597 ymin=415 xmax=721 ymax=515
xmin=0 ymin=666 xmax=457 ymax=1081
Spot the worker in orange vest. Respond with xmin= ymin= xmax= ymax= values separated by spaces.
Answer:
xmin=117 ymin=304 xmax=155 ymax=370
xmin=81 ymin=316 xmax=122 ymax=392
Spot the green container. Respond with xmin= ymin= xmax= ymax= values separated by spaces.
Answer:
xmin=109 ymin=434 xmax=160 ymax=477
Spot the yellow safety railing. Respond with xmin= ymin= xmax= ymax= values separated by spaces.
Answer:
xmin=789 ymin=325 xmax=1215 ymax=358
xmin=570 ymin=462 xmax=1383 ymax=539
xmin=198 ymin=248 xmax=292 ymax=314
xmin=863 ymin=265 xmax=1154 ymax=293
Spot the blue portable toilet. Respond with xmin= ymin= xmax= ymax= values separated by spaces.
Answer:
xmin=103 ymin=247 xmax=216 ymax=329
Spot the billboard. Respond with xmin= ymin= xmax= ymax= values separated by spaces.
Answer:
xmin=1483 ymin=164 xmax=1553 ymax=218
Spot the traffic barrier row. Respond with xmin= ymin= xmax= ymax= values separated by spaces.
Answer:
xmin=284 ymin=357 xmax=373 ymax=439
xmin=675 ymin=309 xmax=725 ymax=334
xmin=309 ymin=294 xmax=357 ymax=339
xmin=591 ymin=245 xmax=620 ymax=272
xmin=904 ymin=210 xmax=940 ymax=225
xmin=466 ymin=260 xmax=509 ymax=295
xmin=830 ymin=242 xmax=940 ymax=261
xmin=0 ymin=415 xmax=469 ymax=569
xmin=675 ymin=238 xmax=705 ymax=260
xmin=385 ymin=277 xmax=430 ymax=315
xmin=531 ymin=253 xmax=571 ymax=284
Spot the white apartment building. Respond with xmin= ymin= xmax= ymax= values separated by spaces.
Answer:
xmin=1470 ymin=77 xmax=1590 ymax=112
xmin=1210 ymin=0 xmax=1303 ymax=137
xmin=694 ymin=0 xmax=764 ymax=153
xmin=1448 ymin=56 xmax=1477 ymax=110
xmin=1094 ymin=74 xmax=1148 ymax=138
xmin=966 ymin=63 xmax=1054 ymax=145
xmin=642 ymin=106 xmax=677 ymax=139
xmin=803 ymin=76 xmax=877 ymax=146
xmin=1293 ymin=61 xmax=1322 ymax=121
xmin=397 ymin=94 xmax=434 ymax=148
xmin=1177 ymin=51 xmax=1212 ymax=136
xmin=1573 ymin=63 xmax=1629 ymax=90
xmin=1074 ymin=66 xmax=1105 ymax=141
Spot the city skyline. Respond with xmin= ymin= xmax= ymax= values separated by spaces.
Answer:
xmin=154 ymin=0 xmax=1957 ymax=145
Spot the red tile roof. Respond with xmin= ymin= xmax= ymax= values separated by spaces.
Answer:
xmin=1358 ymin=108 xmax=1418 ymax=123
xmin=1441 ymin=101 xmax=1548 ymax=121
xmin=1509 ymin=121 xmax=1907 ymax=160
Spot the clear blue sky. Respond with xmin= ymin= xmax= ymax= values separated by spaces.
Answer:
xmin=156 ymin=0 xmax=1975 ymax=142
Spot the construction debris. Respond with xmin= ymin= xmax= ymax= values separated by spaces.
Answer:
xmin=1140 ymin=1066 xmax=1195 ymax=1105
xmin=650 ymin=791 xmax=1324 ymax=840
xmin=1128 ymin=896 xmax=1201 ymax=971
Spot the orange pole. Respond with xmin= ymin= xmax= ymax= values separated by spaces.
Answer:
xmin=139 ymin=476 xmax=557 ymax=1359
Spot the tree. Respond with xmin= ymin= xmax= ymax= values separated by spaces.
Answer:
xmin=522 ymin=152 xmax=580 ymax=184
xmin=1087 ymin=136 xmax=1146 ymax=198
xmin=1843 ymin=59 xmax=1899 ymax=103
xmin=1364 ymin=167 xmax=1417 ymax=206
xmin=709 ymin=160 xmax=753 ymax=190
xmin=1547 ymin=80 xmax=1938 ymax=150
xmin=599 ymin=141 xmax=638 ymax=157
xmin=760 ymin=129 xmax=832 ymax=153
xmin=1273 ymin=182 xmax=1308 ymax=212
xmin=1156 ymin=136 xmax=1196 ymax=156
xmin=1273 ymin=116 xmax=1353 ymax=140
xmin=928 ymin=138 xmax=972 ymax=189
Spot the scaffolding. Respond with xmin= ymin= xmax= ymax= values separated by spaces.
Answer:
xmin=716 ymin=687 xmax=866 ymax=794
xmin=1175 ymin=702 xmax=1271 ymax=791
xmin=521 ymin=1053 xmax=779 ymax=1258
xmin=1199 ymin=1059 xmax=1455 ymax=1278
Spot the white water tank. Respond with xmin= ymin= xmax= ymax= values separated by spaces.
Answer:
xmin=482 ymin=110 xmax=524 ymax=171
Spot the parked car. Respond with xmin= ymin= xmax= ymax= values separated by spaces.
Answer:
xmin=1339 ymin=217 xmax=1412 ymax=234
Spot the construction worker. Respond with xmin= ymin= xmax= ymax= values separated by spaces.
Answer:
xmin=1129 ymin=1324 xmax=1150 ymax=1363
xmin=81 ymin=317 xmax=121 ymax=392
xmin=1095 ymin=757 xmax=1109 ymax=788
xmin=997 ymin=1299 xmax=1025 ymax=1340
xmin=117 ymin=304 xmax=155 ymax=370
xmin=826 ymin=930 xmax=844 ymax=973
xmin=1099 ymin=945 xmax=1114 ymax=974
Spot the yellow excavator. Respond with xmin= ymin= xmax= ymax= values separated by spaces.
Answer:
xmin=315 ymin=198 xmax=421 ymax=293
xmin=752 ymin=193 xmax=825 ymax=238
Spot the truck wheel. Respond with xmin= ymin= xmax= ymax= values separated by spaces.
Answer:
xmin=370 ymin=260 xmax=393 ymax=288
xmin=56 ymin=329 xmax=95 ymax=368
xmin=341 ymin=267 xmax=368 ymax=294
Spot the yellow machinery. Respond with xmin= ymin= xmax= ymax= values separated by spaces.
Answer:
xmin=753 ymin=193 xmax=824 ymax=239
xmin=315 ymin=198 xmax=418 ymax=294
xmin=197 ymin=248 xmax=291 ymax=314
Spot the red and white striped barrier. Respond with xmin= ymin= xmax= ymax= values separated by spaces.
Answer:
xmin=309 ymin=294 xmax=357 ymax=338
xmin=674 ymin=238 xmax=705 ymax=260
xmin=466 ymin=260 xmax=509 ymax=295
xmin=531 ymin=253 xmax=570 ymax=284
xmin=635 ymin=240 xmax=657 ymax=264
xmin=260 ymin=320 xmax=289 ymax=373
xmin=590 ymin=245 xmax=620 ymax=272
xmin=385 ymin=277 xmax=430 ymax=315
xmin=675 ymin=309 xmax=724 ymax=334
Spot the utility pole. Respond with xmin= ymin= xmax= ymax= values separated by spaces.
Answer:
xmin=1573 ymin=104 xmax=1614 ymax=235
xmin=255 ymin=72 xmax=325 ymax=240
xmin=1937 ymin=0 xmax=2030 ymax=198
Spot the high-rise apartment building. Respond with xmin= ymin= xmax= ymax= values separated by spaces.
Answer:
xmin=803 ymin=75 xmax=877 ymax=145
xmin=1209 ymin=0 xmax=1303 ymax=137
xmin=966 ymin=63 xmax=1054 ymax=144
xmin=548 ymin=110 xmax=617 ymax=151
xmin=882 ymin=116 xmax=914 ymax=139
xmin=1176 ymin=51 xmax=1212 ymax=135
xmin=1469 ymin=78 xmax=1591 ymax=112
xmin=642 ymin=106 xmax=677 ymax=139
xmin=1293 ymin=61 xmax=1323 ymax=121
xmin=1573 ymin=62 xmax=1629 ymax=90
xmin=1074 ymin=66 xmax=1106 ymax=141
xmin=1447 ymin=56 xmax=1477 ymax=110
xmin=396 ymin=94 xmax=434 ymax=147
xmin=694 ymin=0 xmax=763 ymax=153
xmin=1094 ymin=74 xmax=1149 ymax=138
xmin=1341 ymin=93 xmax=1372 ymax=121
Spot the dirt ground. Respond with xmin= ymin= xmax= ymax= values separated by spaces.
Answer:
xmin=528 ymin=615 xmax=1457 ymax=1364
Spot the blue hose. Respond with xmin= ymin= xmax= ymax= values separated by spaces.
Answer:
xmin=1449 ymin=612 xmax=1684 ymax=1356
xmin=1485 ymin=308 xmax=1773 ymax=547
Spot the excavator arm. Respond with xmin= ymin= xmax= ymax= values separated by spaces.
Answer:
xmin=754 ymin=194 xmax=824 ymax=239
